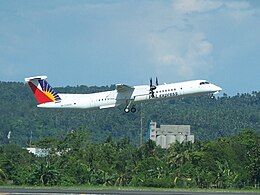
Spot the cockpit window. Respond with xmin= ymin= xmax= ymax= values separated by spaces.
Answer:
xmin=200 ymin=81 xmax=210 ymax=85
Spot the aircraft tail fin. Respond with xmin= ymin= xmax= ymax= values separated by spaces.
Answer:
xmin=25 ymin=76 xmax=61 ymax=104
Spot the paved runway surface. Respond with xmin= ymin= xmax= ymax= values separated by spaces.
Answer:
xmin=0 ymin=188 xmax=259 ymax=195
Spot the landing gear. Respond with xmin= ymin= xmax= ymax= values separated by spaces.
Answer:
xmin=123 ymin=98 xmax=137 ymax=113
xmin=124 ymin=107 xmax=130 ymax=113
xmin=124 ymin=106 xmax=136 ymax=113
xmin=131 ymin=107 xmax=136 ymax=113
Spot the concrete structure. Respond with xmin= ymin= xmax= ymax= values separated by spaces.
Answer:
xmin=26 ymin=147 xmax=50 ymax=157
xmin=26 ymin=147 xmax=70 ymax=157
xmin=149 ymin=121 xmax=194 ymax=148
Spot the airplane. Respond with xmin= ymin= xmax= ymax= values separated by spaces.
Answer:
xmin=25 ymin=76 xmax=222 ymax=113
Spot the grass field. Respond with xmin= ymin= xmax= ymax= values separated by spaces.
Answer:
xmin=0 ymin=185 xmax=259 ymax=193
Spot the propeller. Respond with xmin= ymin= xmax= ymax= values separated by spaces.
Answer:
xmin=149 ymin=77 xmax=157 ymax=98
xmin=155 ymin=77 xmax=159 ymax=86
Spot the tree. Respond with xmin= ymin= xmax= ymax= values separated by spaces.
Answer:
xmin=29 ymin=160 xmax=60 ymax=186
xmin=0 ymin=168 xmax=7 ymax=184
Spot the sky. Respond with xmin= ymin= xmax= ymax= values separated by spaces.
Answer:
xmin=0 ymin=0 xmax=260 ymax=95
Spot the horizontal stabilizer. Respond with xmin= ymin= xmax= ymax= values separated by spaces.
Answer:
xmin=25 ymin=76 xmax=47 ymax=82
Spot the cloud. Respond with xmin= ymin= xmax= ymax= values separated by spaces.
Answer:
xmin=49 ymin=2 xmax=114 ymax=15
xmin=147 ymin=32 xmax=213 ymax=79
xmin=0 ymin=0 xmax=259 ymax=91
xmin=225 ymin=1 xmax=250 ymax=10
xmin=173 ymin=0 xmax=222 ymax=14
xmin=140 ymin=0 xmax=258 ymax=82
xmin=173 ymin=0 xmax=251 ymax=14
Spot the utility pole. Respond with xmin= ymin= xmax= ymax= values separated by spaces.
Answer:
xmin=29 ymin=130 xmax=32 ymax=147
xmin=140 ymin=103 xmax=144 ymax=146
xmin=7 ymin=131 xmax=11 ymax=144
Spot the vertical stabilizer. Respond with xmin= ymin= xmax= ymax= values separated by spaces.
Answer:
xmin=25 ymin=76 xmax=61 ymax=104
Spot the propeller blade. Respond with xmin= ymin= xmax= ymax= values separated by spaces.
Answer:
xmin=149 ymin=77 xmax=156 ymax=96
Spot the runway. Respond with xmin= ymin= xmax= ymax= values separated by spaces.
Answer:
xmin=0 ymin=188 xmax=259 ymax=195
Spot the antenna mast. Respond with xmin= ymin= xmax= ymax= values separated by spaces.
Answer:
xmin=140 ymin=103 xmax=144 ymax=146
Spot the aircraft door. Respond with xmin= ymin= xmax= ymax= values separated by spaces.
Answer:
xmin=178 ymin=86 xmax=184 ymax=96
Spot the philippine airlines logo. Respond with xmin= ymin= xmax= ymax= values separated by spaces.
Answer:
xmin=39 ymin=80 xmax=61 ymax=102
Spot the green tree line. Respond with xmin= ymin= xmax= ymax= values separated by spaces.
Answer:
xmin=0 ymin=129 xmax=259 ymax=188
xmin=0 ymin=81 xmax=259 ymax=145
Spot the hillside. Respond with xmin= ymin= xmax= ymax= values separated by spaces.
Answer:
xmin=0 ymin=81 xmax=259 ymax=146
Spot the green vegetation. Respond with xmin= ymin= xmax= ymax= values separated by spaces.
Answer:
xmin=0 ymin=130 xmax=259 ymax=188
xmin=0 ymin=81 xmax=259 ymax=145
xmin=0 ymin=81 xmax=259 ymax=188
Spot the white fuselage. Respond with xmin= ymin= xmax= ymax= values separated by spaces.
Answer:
xmin=37 ymin=80 xmax=222 ymax=111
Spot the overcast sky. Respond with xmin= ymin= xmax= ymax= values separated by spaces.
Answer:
xmin=0 ymin=0 xmax=260 ymax=95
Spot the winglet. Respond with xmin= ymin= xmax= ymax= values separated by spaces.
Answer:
xmin=25 ymin=76 xmax=61 ymax=104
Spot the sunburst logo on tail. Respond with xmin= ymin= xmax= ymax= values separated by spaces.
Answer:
xmin=39 ymin=80 xmax=61 ymax=102
xmin=25 ymin=76 xmax=61 ymax=104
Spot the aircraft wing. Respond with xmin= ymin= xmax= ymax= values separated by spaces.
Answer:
xmin=116 ymin=84 xmax=134 ymax=92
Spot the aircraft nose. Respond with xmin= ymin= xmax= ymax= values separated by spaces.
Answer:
xmin=213 ymin=85 xmax=222 ymax=93
xmin=216 ymin=86 xmax=222 ymax=91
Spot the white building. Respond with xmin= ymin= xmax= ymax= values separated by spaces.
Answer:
xmin=149 ymin=121 xmax=194 ymax=149
xmin=26 ymin=147 xmax=50 ymax=157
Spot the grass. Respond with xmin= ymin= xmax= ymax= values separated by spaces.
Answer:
xmin=0 ymin=185 xmax=260 ymax=193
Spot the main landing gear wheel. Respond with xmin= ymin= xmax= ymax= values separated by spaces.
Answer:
xmin=131 ymin=107 xmax=136 ymax=113
xmin=124 ymin=107 xmax=130 ymax=113
xmin=124 ymin=106 xmax=136 ymax=113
